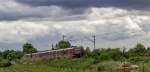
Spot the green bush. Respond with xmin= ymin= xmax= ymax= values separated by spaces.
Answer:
xmin=128 ymin=57 xmax=150 ymax=63
xmin=0 ymin=59 xmax=11 ymax=67
xmin=93 ymin=57 xmax=101 ymax=64
xmin=97 ymin=64 xmax=105 ymax=72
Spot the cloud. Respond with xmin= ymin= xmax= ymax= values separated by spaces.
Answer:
xmin=28 ymin=7 xmax=149 ymax=42
xmin=1 ymin=7 xmax=150 ymax=48
xmin=1 ymin=0 xmax=150 ymax=21
xmin=0 ymin=21 xmax=50 ymax=43
xmin=15 ymin=0 xmax=150 ymax=10
xmin=0 ymin=0 xmax=79 ymax=21
xmin=1 ymin=0 xmax=150 ymax=50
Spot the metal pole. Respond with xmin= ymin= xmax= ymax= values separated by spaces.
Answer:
xmin=52 ymin=44 xmax=54 ymax=50
xmin=93 ymin=35 xmax=96 ymax=50
xmin=62 ymin=35 xmax=65 ymax=41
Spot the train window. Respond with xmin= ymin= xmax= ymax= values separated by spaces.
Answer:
xmin=53 ymin=51 xmax=56 ymax=56
xmin=62 ymin=50 xmax=65 ymax=54
xmin=49 ymin=52 xmax=51 ymax=56
xmin=24 ymin=54 xmax=31 ymax=58
xmin=65 ymin=50 xmax=68 ymax=54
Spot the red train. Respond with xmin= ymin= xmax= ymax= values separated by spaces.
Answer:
xmin=24 ymin=46 xmax=83 ymax=60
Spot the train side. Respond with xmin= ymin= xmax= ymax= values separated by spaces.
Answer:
xmin=23 ymin=47 xmax=83 ymax=60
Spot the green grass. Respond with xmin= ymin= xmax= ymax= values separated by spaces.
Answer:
xmin=0 ymin=58 xmax=95 ymax=72
xmin=0 ymin=58 xmax=150 ymax=72
xmin=0 ymin=64 xmax=93 ymax=72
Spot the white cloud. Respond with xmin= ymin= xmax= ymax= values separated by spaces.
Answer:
xmin=0 ymin=21 xmax=50 ymax=43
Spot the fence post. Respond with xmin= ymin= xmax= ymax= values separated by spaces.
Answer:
xmin=110 ymin=64 xmax=112 ymax=72
xmin=123 ymin=62 xmax=125 ymax=72
xmin=142 ymin=62 xmax=145 ymax=72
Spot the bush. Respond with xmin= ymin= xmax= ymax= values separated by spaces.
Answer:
xmin=93 ymin=57 xmax=100 ymax=64
xmin=97 ymin=64 xmax=105 ymax=72
xmin=128 ymin=57 xmax=150 ymax=63
xmin=0 ymin=59 xmax=11 ymax=67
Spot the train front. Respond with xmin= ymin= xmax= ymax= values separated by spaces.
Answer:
xmin=72 ymin=46 xmax=83 ymax=57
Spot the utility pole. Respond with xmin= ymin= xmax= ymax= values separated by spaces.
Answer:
xmin=122 ymin=46 xmax=126 ymax=72
xmin=52 ymin=44 xmax=54 ymax=50
xmin=93 ymin=35 xmax=96 ymax=50
xmin=84 ymin=35 xmax=96 ymax=50
xmin=62 ymin=35 xmax=65 ymax=41
xmin=123 ymin=46 xmax=126 ymax=59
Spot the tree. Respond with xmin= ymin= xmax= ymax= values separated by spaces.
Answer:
xmin=2 ymin=50 xmax=11 ymax=59
xmin=128 ymin=43 xmax=146 ymax=56
xmin=2 ymin=50 xmax=18 ymax=61
xmin=15 ymin=51 xmax=23 ymax=59
xmin=55 ymin=44 xmax=58 ymax=49
xmin=110 ymin=48 xmax=122 ymax=61
xmin=0 ymin=51 xmax=2 ymax=59
xmin=23 ymin=43 xmax=37 ymax=54
xmin=84 ymin=47 xmax=91 ymax=57
xmin=56 ymin=40 xmax=71 ymax=49
xmin=6 ymin=52 xmax=17 ymax=61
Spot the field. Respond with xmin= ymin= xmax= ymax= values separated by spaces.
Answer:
xmin=0 ymin=58 xmax=150 ymax=72
xmin=0 ymin=58 xmax=95 ymax=72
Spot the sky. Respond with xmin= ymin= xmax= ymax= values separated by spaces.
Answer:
xmin=1 ymin=0 xmax=150 ymax=51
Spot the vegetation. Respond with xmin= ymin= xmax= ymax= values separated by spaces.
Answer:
xmin=1 ymin=43 xmax=150 ymax=72
xmin=23 ymin=43 xmax=37 ymax=54
xmin=0 ymin=58 xmax=95 ymax=72
xmin=56 ymin=40 xmax=71 ymax=49
xmin=84 ymin=47 xmax=92 ymax=57
xmin=0 ymin=58 xmax=150 ymax=72
xmin=2 ymin=50 xmax=23 ymax=61
xmin=0 ymin=59 xmax=11 ymax=67
xmin=0 ymin=43 xmax=35 ymax=67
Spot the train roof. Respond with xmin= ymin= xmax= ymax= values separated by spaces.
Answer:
xmin=25 ymin=47 xmax=74 ymax=55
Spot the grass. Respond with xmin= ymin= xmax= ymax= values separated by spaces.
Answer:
xmin=0 ymin=58 xmax=95 ymax=72
xmin=0 ymin=58 xmax=150 ymax=72
xmin=0 ymin=64 xmax=93 ymax=72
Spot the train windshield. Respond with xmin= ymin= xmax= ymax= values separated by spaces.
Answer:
xmin=74 ymin=48 xmax=81 ymax=53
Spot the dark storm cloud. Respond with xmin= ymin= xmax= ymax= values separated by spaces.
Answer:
xmin=15 ymin=0 xmax=150 ymax=10
xmin=0 ymin=0 xmax=85 ymax=21
xmin=1 ymin=0 xmax=150 ymax=21
xmin=0 ymin=12 xmax=44 ymax=21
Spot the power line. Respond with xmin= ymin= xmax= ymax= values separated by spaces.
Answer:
xmin=84 ymin=35 xmax=96 ymax=50
xmin=53 ymin=34 xmax=97 ymax=50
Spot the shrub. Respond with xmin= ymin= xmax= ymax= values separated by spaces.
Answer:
xmin=93 ymin=57 xmax=100 ymax=64
xmin=129 ymin=57 xmax=150 ymax=63
xmin=0 ymin=59 xmax=11 ymax=67
xmin=97 ymin=64 xmax=105 ymax=72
